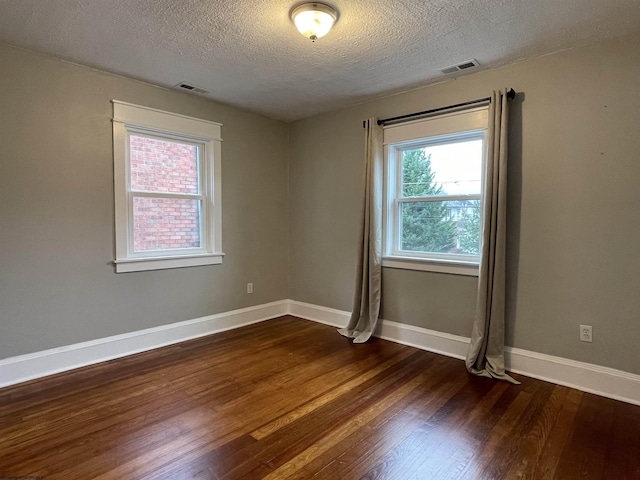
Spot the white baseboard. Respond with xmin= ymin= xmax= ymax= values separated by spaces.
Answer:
xmin=0 ymin=300 xmax=288 ymax=388
xmin=288 ymin=300 xmax=640 ymax=406
xmin=3 ymin=299 xmax=640 ymax=407
xmin=504 ymin=347 xmax=640 ymax=407
xmin=287 ymin=300 xmax=470 ymax=359
xmin=288 ymin=301 xmax=349 ymax=328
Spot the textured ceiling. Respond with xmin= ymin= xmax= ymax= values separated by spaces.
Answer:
xmin=0 ymin=0 xmax=639 ymax=121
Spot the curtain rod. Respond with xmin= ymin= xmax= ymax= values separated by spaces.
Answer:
xmin=373 ymin=88 xmax=516 ymax=127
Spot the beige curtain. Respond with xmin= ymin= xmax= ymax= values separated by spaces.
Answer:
xmin=466 ymin=89 xmax=519 ymax=384
xmin=338 ymin=118 xmax=383 ymax=343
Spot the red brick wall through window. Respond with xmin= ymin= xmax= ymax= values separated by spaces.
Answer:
xmin=130 ymin=135 xmax=201 ymax=251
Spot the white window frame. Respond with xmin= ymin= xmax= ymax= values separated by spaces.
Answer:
xmin=112 ymin=100 xmax=223 ymax=273
xmin=382 ymin=106 xmax=488 ymax=276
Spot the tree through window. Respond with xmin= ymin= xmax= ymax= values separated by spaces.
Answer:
xmin=383 ymin=107 xmax=488 ymax=275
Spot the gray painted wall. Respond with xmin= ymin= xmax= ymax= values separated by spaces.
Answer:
xmin=0 ymin=44 xmax=289 ymax=358
xmin=289 ymin=33 xmax=640 ymax=374
xmin=2 ymin=33 xmax=640 ymax=377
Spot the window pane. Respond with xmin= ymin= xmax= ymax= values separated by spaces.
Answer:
xmin=401 ymin=139 xmax=482 ymax=197
xmin=130 ymin=135 xmax=199 ymax=194
xmin=133 ymin=197 xmax=201 ymax=251
xmin=400 ymin=200 xmax=481 ymax=255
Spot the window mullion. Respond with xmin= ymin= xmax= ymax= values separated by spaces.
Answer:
xmin=129 ymin=191 xmax=205 ymax=201
xmin=394 ymin=147 xmax=403 ymax=252
xmin=127 ymin=190 xmax=135 ymax=256
xmin=399 ymin=194 xmax=482 ymax=203
xmin=198 ymin=144 xmax=208 ymax=251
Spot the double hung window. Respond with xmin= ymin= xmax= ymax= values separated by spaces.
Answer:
xmin=383 ymin=107 xmax=488 ymax=276
xmin=112 ymin=101 xmax=223 ymax=272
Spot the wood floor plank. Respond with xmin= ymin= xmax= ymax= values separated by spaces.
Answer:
xmin=262 ymin=356 xmax=449 ymax=479
xmin=360 ymin=376 xmax=498 ymax=479
xmin=250 ymin=349 xmax=415 ymax=440
xmin=466 ymin=378 xmax=557 ymax=479
xmin=503 ymin=384 xmax=574 ymax=479
xmin=553 ymin=392 xmax=615 ymax=479
xmin=601 ymin=399 xmax=640 ymax=480
xmin=531 ymin=387 xmax=583 ymax=479
xmin=405 ymin=381 xmax=512 ymax=479
xmin=163 ymin=350 xmax=432 ymax=480
xmin=299 ymin=356 xmax=467 ymax=480
xmin=1 ymin=315 xmax=638 ymax=480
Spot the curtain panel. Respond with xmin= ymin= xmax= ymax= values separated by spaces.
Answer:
xmin=466 ymin=89 xmax=519 ymax=384
xmin=338 ymin=118 xmax=383 ymax=343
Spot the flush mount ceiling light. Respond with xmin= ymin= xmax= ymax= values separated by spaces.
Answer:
xmin=290 ymin=3 xmax=339 ymax=42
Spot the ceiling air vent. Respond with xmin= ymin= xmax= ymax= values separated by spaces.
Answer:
xmin=440 ymin=59 xmax=480 ymax=75
xmin=176 ymin=82 xmax=209 ymax=95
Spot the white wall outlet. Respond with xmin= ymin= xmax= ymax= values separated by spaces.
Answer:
xmin=247 ymin=283 xmax=253 ymax=294
xmin=580 ymin=325 xmax=592 ymax=343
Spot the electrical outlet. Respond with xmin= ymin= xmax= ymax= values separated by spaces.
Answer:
xmin=247 ymin=283 xmax=253 ymax=294
xmin=580 ymin=325 xmax=592 ymax=343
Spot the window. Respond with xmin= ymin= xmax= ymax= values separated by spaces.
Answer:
xmin=383 ymin=107 xmax=488 ymax=276
xmin=112 ymin=101 xmax=223 ymax=273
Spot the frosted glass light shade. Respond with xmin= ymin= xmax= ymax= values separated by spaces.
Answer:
xmin=291 ymin=3 xmax=338 ymax=41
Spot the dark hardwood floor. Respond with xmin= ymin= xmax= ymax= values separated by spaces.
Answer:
xmin=1 ymin=316 xmax=639 ymax=479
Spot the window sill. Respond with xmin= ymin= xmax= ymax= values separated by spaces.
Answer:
xmin=382 ymin=256 xmax=478 ymax=276
xmin=114 ymin=252 xmax=224 ymax=273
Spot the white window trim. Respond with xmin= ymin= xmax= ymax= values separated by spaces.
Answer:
xmin=381 ymin=256 xmax=479 ymax=276
xmin=112 ymin=101 xmax=223 ymax=273
xmin=382 ymin=107 xmax=488 ymax=276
